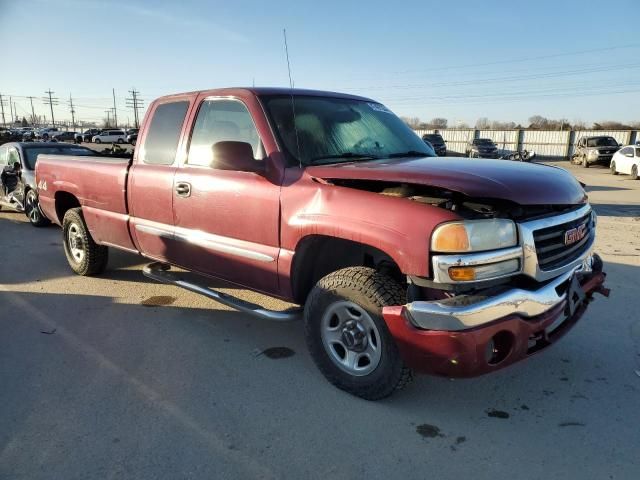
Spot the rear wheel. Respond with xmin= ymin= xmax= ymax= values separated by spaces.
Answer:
xmin=95 ymin=138 xmax=101 ymax=144
xmin=117 ymin=138 xmax=124 ymax=144
xmin=25 ymin=189 xmax=50 ymax=227
xmin=62 ymin=208 xmax=108 ymax=276
xmin=632 ymin=165 xmax=638 ymax=181
xmin=304 ymin=267 xmax=412 ymax=400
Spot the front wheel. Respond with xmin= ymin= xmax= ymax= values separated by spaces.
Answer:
xmin=304 ymin=267 xmax=413 ymax=400
xmin=582 ymin=156 xmax=589 ymax=168
xmin=117 ymin=138 xmax=124 ymax=144
xmin=25 ymin=190 xmax=50 ymax=227
xmin=632 ymin=165 xmax=638 ymax=180
xmin=610 ymin=161 xmax=618 ymax=175
xmin=62 ymin=208 xmax=108 ymax=276
xmin=94 ymin=139 xmax=101 ymax=144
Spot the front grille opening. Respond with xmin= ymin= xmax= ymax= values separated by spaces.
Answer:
xmin=533 ymin=212 xmax=593 ymax=271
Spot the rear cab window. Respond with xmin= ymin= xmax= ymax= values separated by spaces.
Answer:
xmin=140 ymin=101 xmax=190 ymax=165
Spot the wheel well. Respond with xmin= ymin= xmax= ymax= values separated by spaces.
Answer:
xmin=54 ymin=192 xmax=81 ymax=223
xmin=290 ymin=235 xmax=403 ymax=304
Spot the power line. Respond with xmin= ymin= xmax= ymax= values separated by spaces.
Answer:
xmin=26 ymin=96 xmax=37 ymax=125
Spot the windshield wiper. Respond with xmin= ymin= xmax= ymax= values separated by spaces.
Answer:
xmin=387 ymin=150 xmax=432 ymax=158
xmin=311 ymin=152 xmax=380 ymax=164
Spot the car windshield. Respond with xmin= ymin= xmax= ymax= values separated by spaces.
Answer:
xmin=587 ymin=137 xmax=618 ymax=147
xmin=423 ymin=134 xmax=444 ymax=144
xmin=23 ymin=146 xmax=97 ymax=169
xmin=262 ymin=95 xmax=434 ymax=165
xmin=475 ymin=139 xmax=494 ymax=145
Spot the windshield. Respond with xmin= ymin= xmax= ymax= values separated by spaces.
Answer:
xmin=474 ymin=138 xmax=495 ymax=146
xmin=24 ymin=146 xmax=96 ymax=169
xmin=586 ymin=137 xmax=618 ymax=147
xmin=262 ymin=95 xmax=434 ymax=165
xmin=423 ymin=134 xmax=444 ymax=144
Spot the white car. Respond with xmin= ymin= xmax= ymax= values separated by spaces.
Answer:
xmin=610 ymin=145 xmax=640 ymax=180
xmin=92 ymin=129 xmax=127 ymax=144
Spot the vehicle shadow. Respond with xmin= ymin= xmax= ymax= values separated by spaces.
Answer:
xmin=591 ymin=203 xmax=640 ymax=218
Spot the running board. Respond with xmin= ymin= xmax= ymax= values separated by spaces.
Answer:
xmin=142 ymin=262 xmax=301 ymax=322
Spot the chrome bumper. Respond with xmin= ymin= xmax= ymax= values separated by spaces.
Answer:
xmin=405 ymin=255 xmax=597 ymax=332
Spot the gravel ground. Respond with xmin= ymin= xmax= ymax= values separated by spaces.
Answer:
xmin=1 ymin=159 xmax=639 ymax=480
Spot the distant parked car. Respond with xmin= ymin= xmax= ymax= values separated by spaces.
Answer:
xmin=421 ymin=139 xmax=437 ymax=157
xmin=37 ymin=127 xmax=59 ymax=141
xmin=75 ymin=128 xmax=102 ymax=144
xmin=421 ymin=133 xmax=446 ymax=156
xmin=51 ymin=131 xmax=76 ymax=142
xmin=92 ymin=129 xmax=126 ymax=144
xmin=572 ymin=136 xmax=621 ymax=168
xmin=127 ymin=132 xmax=138 ymax=146
xmin=0 ymin=142 xmax=98 ymax=226
xmin=465 ymin=138 xmax=498 ymax=158
xmin=126 ymin=128 xmax=139 ymax=135
xmin=610 ymin=145 xmax=640 ymax=179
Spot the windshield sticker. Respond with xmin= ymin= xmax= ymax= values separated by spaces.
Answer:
xmin=368 ymin=103 xmax=393 ymax=114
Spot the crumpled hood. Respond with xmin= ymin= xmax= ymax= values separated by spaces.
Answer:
xmin=306 ymin=156 xmax=587 ymax=206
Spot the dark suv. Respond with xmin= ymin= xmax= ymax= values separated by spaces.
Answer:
xmin=466 ymin=138 xmax=498 ymax=158
xmin=572 ymin=136 xmax=621 ymax=168
xmin=421 ymin=133 xmax=446 ymax=156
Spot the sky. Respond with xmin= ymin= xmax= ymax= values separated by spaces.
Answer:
xmin=1 ymin=0 xmax=639 ymax=128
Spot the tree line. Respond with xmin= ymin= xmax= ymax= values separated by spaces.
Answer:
xmin=401 ymin=116 xmax=640 ymax=130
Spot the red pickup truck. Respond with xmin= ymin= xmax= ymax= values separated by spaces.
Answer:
xmin=36 ymin=88 xmax=609 ymax=399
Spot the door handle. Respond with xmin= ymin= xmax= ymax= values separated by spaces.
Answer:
xmin=175 ymin=182 xmax=191 ymax=198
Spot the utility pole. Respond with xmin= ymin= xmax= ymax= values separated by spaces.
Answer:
xmin=43 ymin=89 xmax=59 ymax=127
xmin=126 ymin=88 xmax=143 ymax=128
xmin=26 ymin=96 xmax=37 ymax=125
xmin=104 ymin=110 xmax=111 ymax=128
xmin=9 ymin=96 xmax=15 ymax=124
xmin=112 ymin=88 xmax=118 ymax=128
xmin=68 ymin=94 xmax=76 ymax=131
xmin=0 ymin=93 xmax=6 ymax=126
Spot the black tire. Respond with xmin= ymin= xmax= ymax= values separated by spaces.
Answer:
xmin=632 ymin=165 xmax=638 ymax=181
xmin=610 ymin=161 xmax=618 ymax=175
xmin=304 ymin=267 xmax=413 ymax=400
xmin=131 ymin=139 xmax=136 ymax=146
xmin=62 ymin=208 xmax=108 ymax=276
xmin=25 ymin=189 xmax=51 ymax=227
xmin=117 ymin=138 xmax=124 ymax=144
xmin=95 ymin=138 xmax=101 ymax=144
xmin=582 ymin=155 xmax=589 ymax=168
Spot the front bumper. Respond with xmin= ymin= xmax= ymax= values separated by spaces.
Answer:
xmin=382 ymin=260 xmax=609 ymax=377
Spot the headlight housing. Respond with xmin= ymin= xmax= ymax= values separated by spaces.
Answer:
xmin=431 ymin=219 xmax=518 ymax=253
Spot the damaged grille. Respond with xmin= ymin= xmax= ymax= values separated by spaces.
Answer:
xmin=533 ymin=211 xmax=593 ymax=271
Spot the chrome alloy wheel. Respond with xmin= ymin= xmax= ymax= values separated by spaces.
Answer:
xmin=320 ymin=301 xmax=382 ymax=376
xmin=67 ymin=223 xmax=85 ymax=263
xmin=26 ymin=191 xmax=40 ymax=223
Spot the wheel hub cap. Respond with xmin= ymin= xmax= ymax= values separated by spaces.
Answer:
xmin=320 ymin=301 xmax=382 ymax=376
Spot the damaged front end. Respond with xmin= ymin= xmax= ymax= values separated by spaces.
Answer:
xmin=322 ymin=177 xmax=610 ymax=377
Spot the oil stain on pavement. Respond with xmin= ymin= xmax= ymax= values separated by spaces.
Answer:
xmin=258 ymin=347 xmax=295 ymax=359
xmin=486 ymin=409 xmax=510 ymax=419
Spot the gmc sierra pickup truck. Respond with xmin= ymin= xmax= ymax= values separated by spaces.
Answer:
xmin=36 ymin=88 xmax=609 ymax=400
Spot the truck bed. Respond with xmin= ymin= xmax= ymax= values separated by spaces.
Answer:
xmin=36 ymin=154 xmax=135 ymax=251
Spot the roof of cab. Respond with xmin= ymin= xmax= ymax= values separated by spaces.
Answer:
xmin=154 ymin=87 xmax=376 ymax=103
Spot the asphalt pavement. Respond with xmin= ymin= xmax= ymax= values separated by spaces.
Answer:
xmin=1 ymin=159 xmax=639 ymax=480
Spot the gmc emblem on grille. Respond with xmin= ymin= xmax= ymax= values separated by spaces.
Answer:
xmin=564 ymin=224 xmax=587 ymax=246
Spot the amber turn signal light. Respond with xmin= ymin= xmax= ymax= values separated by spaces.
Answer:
xmin=448 ymin=266 xmax=477 ymax=281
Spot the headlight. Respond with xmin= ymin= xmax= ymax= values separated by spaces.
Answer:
xmin=588 ymin=149 xmax=599 ymax=156
xmin=431 ymin=219 xmax=518 ymax=253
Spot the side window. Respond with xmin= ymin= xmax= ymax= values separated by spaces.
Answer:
xmin=635 ymin=148 xmax=640 ymax=157
xmin=7 ymin=148 xmax=20 ymax=166
xmin=0 ymin=146 xmax=7 ymax=166
xmin=620 ymin=147 xmax=631 ymax=156
xmin=141 ymin=101 xmax=190 ymax=165
xmin=187 ymin=99 xmax=261 ymax=167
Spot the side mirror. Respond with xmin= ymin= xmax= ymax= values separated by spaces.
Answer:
xmin=211 ymin=141 xmax=264 ymax=173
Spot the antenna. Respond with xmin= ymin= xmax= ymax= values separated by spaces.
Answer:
xmin=283 ymin=28 xmax=302 ymax=168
